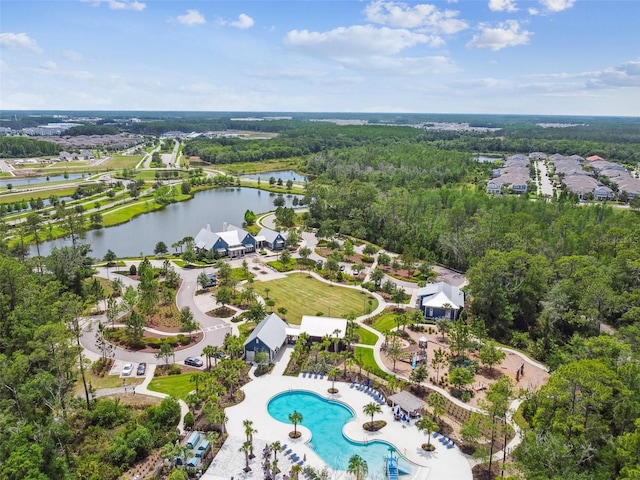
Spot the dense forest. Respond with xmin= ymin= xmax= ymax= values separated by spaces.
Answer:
xmin=0 ymin=136 xmax=60 ymax=158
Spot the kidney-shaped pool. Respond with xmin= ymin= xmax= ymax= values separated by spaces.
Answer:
xmin=267 ymin=390 xmax=412 ymax=477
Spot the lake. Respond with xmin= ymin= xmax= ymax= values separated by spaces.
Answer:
xmin=33 ymin=187 xmax=301 ymax=259
xmin=241 ymin=170 xmax=308 ymax=183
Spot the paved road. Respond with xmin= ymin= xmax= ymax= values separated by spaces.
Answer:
xmin=161 ymin=140 xmax=179 ymax=167
xmin=80 ymin=261 xmax=231 ymax=365
xmin=0 ymin=160 xmax=15 ymax=175
xmin=536 ymin=160 xmax=554 ymax=197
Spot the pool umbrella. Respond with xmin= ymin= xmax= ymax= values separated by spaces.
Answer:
xmin=401 ymin=414 xmax=407 ymax=422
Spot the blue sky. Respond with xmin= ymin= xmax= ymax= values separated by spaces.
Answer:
xmin=1 ymin=0 xmax=639 ymax=115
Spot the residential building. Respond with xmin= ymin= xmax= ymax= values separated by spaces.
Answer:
xmin=244 ymin=313 xmax=288 ymax=363
xmin=415 ymin=282 xmax=464 ymax=320
xmin=256 ymin=227 xmax=288 ymax=250
xmin=194 ymin=223 xmax=255 ymax=258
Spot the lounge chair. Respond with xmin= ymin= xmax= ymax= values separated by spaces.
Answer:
xmin=433 ymin=432 xmax=439 ymax=438
xmin=281 ymin=444 xmax=288 ymax=451
xmin=350 ymin=382 xmax=355 ymax=388
xmin=447 ymin=442 xmax=455 ymax=449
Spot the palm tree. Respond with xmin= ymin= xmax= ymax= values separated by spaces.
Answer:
xmin=289 ymin=411 xmax=303 ymax=437
xmin=202 ymin=345 xmax=217 ymax=370
xmin=190 ymin=372 xmax=204 ymax=396
xmin=431 ymin=348 xmax=448 ymax=384
xmin=271 ymin=440 xmax=281 ymax=473
xmin=363 ymin=402 xmax=382 ymax=430
xmin=243 ymin=419 xmax=257 ymax=458
xmin=347 ymin=454 xmax=368 ymax=480
xmin=291 ymin=464 xmax=303 ymax=480
xmin=240 ymin=441 xmax=252 ymax=472
xmin=416 ymin=417 xmax=439 ymax=448
xmin=427 ymin=392 xmax=446 ymax=422
xmin=328 ymin=367 xmax=342 ymax=392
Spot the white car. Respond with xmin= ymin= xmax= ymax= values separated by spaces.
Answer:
xmin=122 ymin=363 xmax=133 ymax=376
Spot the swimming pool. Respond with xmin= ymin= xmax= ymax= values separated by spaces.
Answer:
xmin=267 ymin=391 xmax=411 ymax=477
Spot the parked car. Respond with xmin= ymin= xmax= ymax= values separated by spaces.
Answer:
xmin=339 ymin=265 xmax=345 ymax=272
xmin=214 ymin=351 xmax=228 ymax=359
xmin=185 ymin=357 xmax=204 ymax=367
xmin=137 ymin=362 xmax=147 ymax=376
xmin=122 ymin=363 xmax=133 ymax=376
xmin=203 ymin=273 xmax=217 ymax=288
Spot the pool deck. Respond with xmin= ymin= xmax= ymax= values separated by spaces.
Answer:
xmin=202 ymin=349 xmax=472 ymax=480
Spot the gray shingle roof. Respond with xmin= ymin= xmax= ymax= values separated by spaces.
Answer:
xmin=244 ymin=313 xmax=287 ymax=352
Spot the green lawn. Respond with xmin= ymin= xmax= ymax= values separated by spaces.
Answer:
xmin=369 ymin=312 xmax=399 ymax=333
xmin=238 ymin=322 xmax=256 ymax=340
xmin=355 ymin=326 xmax=379 ymax=346
xmin=102 ymin=155 xmax=143 ymax=169
xmin=354 ymin=346 xmax=388 ymax=379
xmin=253 ymin=272 xmax=377 ymax=324
xmin=147 ymin=373 xmax=195 ymax=399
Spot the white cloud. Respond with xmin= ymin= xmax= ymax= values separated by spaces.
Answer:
xmin=364 ymin=1 xmax=467 ymax=34
xmin=337 ymin=54 xmax=458 ymax=75
xmin=285 ymin=25 xmax=441 ymax=58
xmin=538 ymin=0 xmax=575 ymax=12
xmin=229 ymin=13 xmax=255 ymax=29
xmin=528 ymin=8 xmax=539 ymax=15
xmin=587 ymin=60 xmax=640 ymax=88
xmin=28 ymin=61 xmax=94 ymax=80
xmin=466 ymin=20 xmax=531 ymax=51
xmin=63 ymin=49 xmax=85 ymax=61
xmin=177 ymin=9 xmax=205 ymax=26
xmin=0 ymin=32 xmax=43 ymax=53
xmin=489 ymin=0 xmax=518 ymax=12
xmin=85 ymin=0 xmax=145 ymax=11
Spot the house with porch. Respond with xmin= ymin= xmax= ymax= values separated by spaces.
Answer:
xmin=244 ymin=313 xmax=288 ymax=363
xmin=415 ymin=282 xmax=464 ymax=321
xmin=194 ymin=223 xmax=256 ymax=258
xmin=256 ymin=227 xmax=288 ymax=250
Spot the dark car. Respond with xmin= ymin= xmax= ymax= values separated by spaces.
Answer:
xmin=203 ymin=273 xmax=217 ymax=288
xmin=136 ymin=362 xmax=147 ymax=376
xmin=185 ymin=357 xmax=204 ymax=367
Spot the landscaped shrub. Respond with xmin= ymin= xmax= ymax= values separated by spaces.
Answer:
xmin=129 ymin=264 xmax=137 ymax=276
xmin=177 ymin=334 xmax=190 ymax=345
xmin=183 ymin=411 xmax=195 ymax=429
xmin=168 ymin=364 xmax=182 ymax=375
xmin=165 ymin=336 xmax=179 ymax=347
xmin=146 ymin=337 xmax=162 ymax=348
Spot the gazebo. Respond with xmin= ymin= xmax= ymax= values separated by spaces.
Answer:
xmin=388 ymin=391 xmax=427 ymax=417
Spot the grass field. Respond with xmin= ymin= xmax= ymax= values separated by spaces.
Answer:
xmin=0 ymin=186 xmax=77 ymax=204
xmin=369 ymin=313 xmax=399 ymax=333
xmin=218 ymin=159 xmax=301 ymax=175
xmin=102 ymin=155 xmax=143 ymax=169
xmin=355 ymin=326 xmax=379 ymax=346
xmin=147 ymin=373 xmax=195 ymax=399
xmin=354 ymin=346 xmax=388 ymax=379
xmin=252 ymin=272 xmax=377 ymax=324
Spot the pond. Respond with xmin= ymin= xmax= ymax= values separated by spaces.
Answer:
xmin=33 ymin=187 xmax=301 ymax=259
xmin=241 ymin=170 xmax=308 ymax=183
xmin=1 ymin=173 xmax=86 ymax=187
